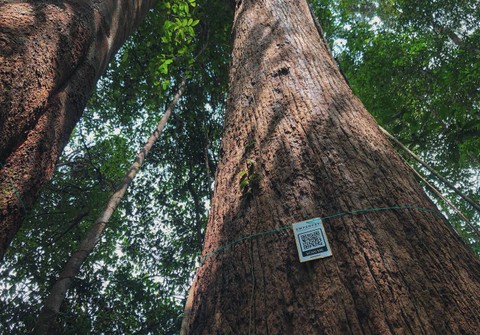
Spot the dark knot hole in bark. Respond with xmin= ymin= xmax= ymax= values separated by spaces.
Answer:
xmin=272 ymin=67 xmax=290 ymax=78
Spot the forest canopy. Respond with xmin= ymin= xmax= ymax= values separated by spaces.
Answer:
xmin=0 ymin=0 xmax=478 ymax=333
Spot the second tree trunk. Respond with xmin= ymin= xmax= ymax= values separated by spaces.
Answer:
xmin=181 ymin=0 xmax=480 ymax=334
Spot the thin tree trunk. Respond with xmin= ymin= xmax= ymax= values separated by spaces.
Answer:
xmin=433 ymin=25 xmax=464 ymax=46
xmin=34 ymin=80 xmax=186 ymax=335
xmin=432 ymin=24 xmax=480 ymax=54
xmin=181 ymin=1 xmax=480 ymax=334
xmin=389 ymin=140 xmax=480 ymax=239
xmin=411 ymin=162 xmax=480 ymax=239
xmin=380 ymin=126 xmax=480 ymax=215
xmin=0 ymin=0 xmax=157 ymax=260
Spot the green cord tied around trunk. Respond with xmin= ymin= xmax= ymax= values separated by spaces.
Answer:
xmin=199 ymin=206 xmax=450 ymax=264
xmin=0 ymin=162 xmax=27 ymax=214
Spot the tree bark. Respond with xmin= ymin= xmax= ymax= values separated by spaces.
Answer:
xmin=0 ymin=0 xmax=157 ymax=260
xmin=181 ymin=1 xmax=480 ymax=334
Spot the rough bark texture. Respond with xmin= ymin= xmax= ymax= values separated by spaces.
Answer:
xmin=181 ymin=0 xmax=480 ymax=334
xmin=0 ymin=0 xmax=157 ymax=259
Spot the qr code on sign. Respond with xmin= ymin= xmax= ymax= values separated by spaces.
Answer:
xmin=299 ymin=229 xmax=326 ymax=251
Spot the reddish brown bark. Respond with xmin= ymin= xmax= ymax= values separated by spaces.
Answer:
xmin=181 ymin=0 xmax=480 ymax=334
xmin=0 ymin=0 xmax=156 ymax=259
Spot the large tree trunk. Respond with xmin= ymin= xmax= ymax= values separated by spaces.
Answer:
xmin=181 ymin=0 xmax=480 ymax=334
xmin=0 ymin=0 xmax=156 ymax=259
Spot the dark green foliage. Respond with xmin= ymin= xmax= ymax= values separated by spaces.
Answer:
xmin=312 ymin=0 xmax=480 ymax=249
xmin=0 ymin=0 xmax=231 ymax=333
xmin=1 ymin=0 xmax=478 ymax=333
